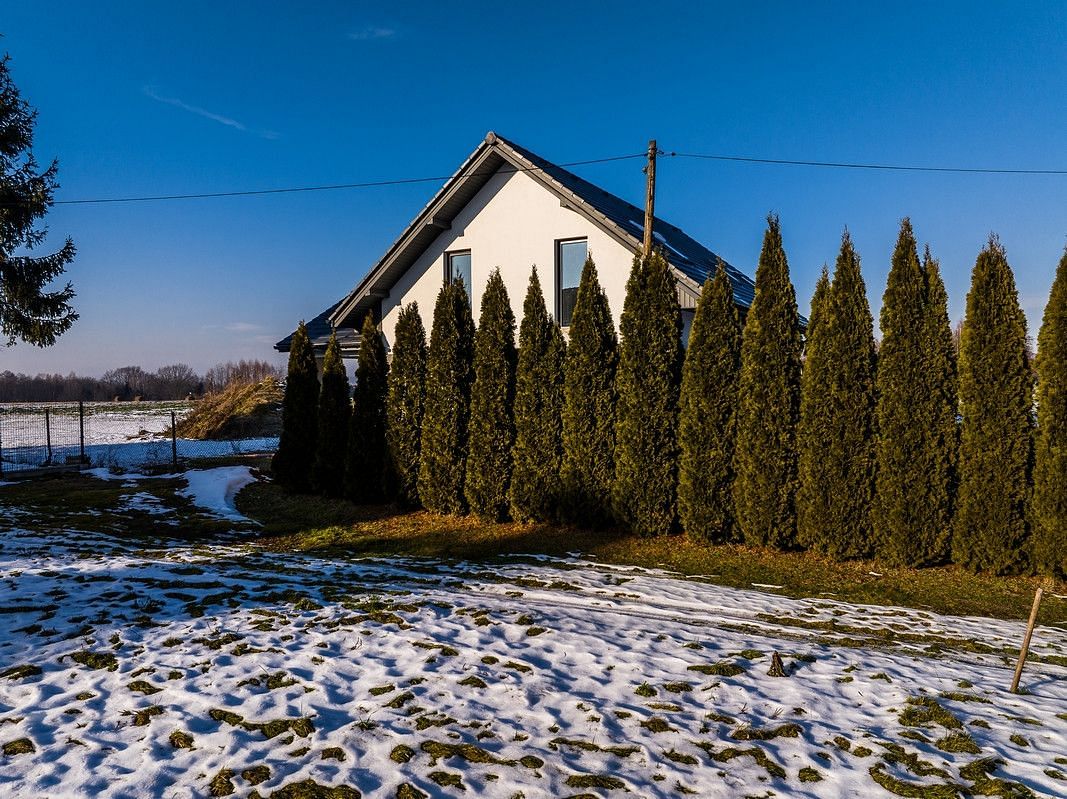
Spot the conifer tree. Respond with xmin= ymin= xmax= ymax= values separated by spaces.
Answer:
xmin=311 ymin=333 xmax=351 ymax=498
xmin=0 ymin=54 xmax=78 ymax=346
xmin=465 ymin=270 xmax=517 ymax=521
xmin=874 ymin=221 xmax=956 ymax=566
xmin=677 ymin=264 xmax=742 ymax=542
xmin=345 ymin=313 xmax=389 ymax=503
xmin=417 ymin=280 xmax=476 ymax=515
xmin=384 ymin=303 xmax=427 ymax=506
xmin=953 ymin=237 xmax=1033 ymax=574
xmin=733 ymin=216 xmax=802 ymax=548
xmin=1033 ymin=250 xmax=1067 ymax=577
xmin=920 ymin=248 xmax=959 ymax=562
xmin=798 ymin=234 xmax=877 ymax=559
xmin=272 ymin=321 xmax=319 ymax=493
xmin=560 ymin=255 xmax=618 ymax=527
xmin=510 ymin=268 xmax=566 ymax=523
xmin=613 ymin=250 xmax=683 ymax=536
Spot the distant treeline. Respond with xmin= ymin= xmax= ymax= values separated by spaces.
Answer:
xmin=0 ymin=359 xmax=283 ymax=403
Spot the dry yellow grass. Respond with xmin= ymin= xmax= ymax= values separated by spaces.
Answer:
xmin=176 ymin=378 xmax=282 ymax=440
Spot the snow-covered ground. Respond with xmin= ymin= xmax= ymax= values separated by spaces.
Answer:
xmin=0 ymin=470 xmax=1064 ymax=798
xmin=1 ymin=402 xmax=275 ymax=472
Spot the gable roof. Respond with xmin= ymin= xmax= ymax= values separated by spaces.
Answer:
xmin=330 ymin=132 xmax=757 ymax=330
xmin=277 ymin=132 xmax=760 ymax=353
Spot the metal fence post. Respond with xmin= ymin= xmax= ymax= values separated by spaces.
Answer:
xmin=171 ymin=411 xmax=178 ymax=470
xmin=79 ymin=401 xmax=86 ymax=465
xmin=45 ymin=408 xmax=52 ymax=464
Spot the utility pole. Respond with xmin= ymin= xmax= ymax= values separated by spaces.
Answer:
xmin=643 ymin=139 xmax=657 ymax=258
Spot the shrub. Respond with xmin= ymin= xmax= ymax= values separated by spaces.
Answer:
xmin=385 ymin=304 xmax=428 ymax=506
xmin=272 ymin=321 xmax=319 ymax=493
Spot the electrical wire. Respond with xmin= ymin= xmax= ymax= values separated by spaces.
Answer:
xmin=665 ymin=151 xmax=1067 ymax=175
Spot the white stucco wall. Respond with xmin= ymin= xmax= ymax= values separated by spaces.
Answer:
xmin=378 ymin=165 xmax=638 ymax=349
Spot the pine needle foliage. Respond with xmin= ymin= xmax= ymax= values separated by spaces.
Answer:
xmin=345 ymin=313 xmax=389 ymax=503
xmin=560 ymin=255 xmax=618 ymax=527
xmin=733 ymin=216 xmax=802 ymax=548
xmin=1033 ymin=250 xmax=1067 ymax=577
xmin=417 ymin=280 xmax=476 ymax=515
xmin=272 ymin=321 xmax=319 ymax=493
xmin=797 ymin=234 xmax=877 ymax=559
xmin=510 ymin=268 xmax=566 ymax=523
xmin=465 ymin=269 xmax=517 ymax=521
xmin=953 ymin=238 xmax=1034 ymax=574
xmin=311 ymin=334 xmax=351 ymax=498
xmin=384 ymin=303 xmax=427 ymax=506
xmin=873 ymin=221 xmax=956 ymax=566
xmin=612 ymin=250 xmax=683 ymax=536
xmin=677 ymin=264 xmax=742 ymax=542
xmin=0 ymin=54 xmax=78 ymax=347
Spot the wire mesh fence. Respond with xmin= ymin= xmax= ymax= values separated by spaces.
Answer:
xmin=0 ymin=401 xmax=278 ymax=477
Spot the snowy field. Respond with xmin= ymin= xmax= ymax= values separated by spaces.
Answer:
xmin=0 ymin=403 xmax=276 ymax=472
xmin=0 ymin=469 xmax=1065 ymax=798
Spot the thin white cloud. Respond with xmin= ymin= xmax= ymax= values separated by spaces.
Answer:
xmin=143 ymin=86 xmax=279 ymax=140
xmin=348 ymin=26 xmax=396 ymax=41
xmin=225 ymin=322 xmax=263 ymax=333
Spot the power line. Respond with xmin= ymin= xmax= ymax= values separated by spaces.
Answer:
xmin=49 ymin=153 xmax=647 ymax=206
xmin=666 ymin=151 xmax=1067 ymax=175
xmin=14 ymin=146 xmax=1067 ymax=208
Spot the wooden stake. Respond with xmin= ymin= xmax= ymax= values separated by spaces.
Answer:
xmin=642 ymin=139 xmax=657 ymax=258
xmin=1010 ymin=587 xmax=1044 ymax=694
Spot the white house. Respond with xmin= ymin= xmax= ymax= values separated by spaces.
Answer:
xmin=276 ymin=132 xmax=756 ymax=359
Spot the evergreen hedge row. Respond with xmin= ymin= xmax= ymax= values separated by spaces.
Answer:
xmin=272 ymin=221 xmax=1067 ymax=577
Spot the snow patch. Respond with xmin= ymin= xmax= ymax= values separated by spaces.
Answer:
xmin=178 ymin=466 xmax=258 ymax=521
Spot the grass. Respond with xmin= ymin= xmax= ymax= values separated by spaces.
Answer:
xmin=238 ymin=481 xmax=1067 ymax=622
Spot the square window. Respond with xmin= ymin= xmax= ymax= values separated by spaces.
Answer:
xmin=557 ymin=239 xmax=587 ymax=326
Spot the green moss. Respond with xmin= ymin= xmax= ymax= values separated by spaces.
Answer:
xmin=664 ymin=749 xmax=698 ymax=765
xmin=938 ymin=691 xmax=990 ymax=703
xmin=1009 ymin=734 xmax=1029 ymax=747
xmin=427 ymin=772 xmax=464 ymax=790
xmin=321 ymin=747 xmax=345 ymax=761
xmin=368 ymin=685 xmax=395 ymax=696
xmin=255 ymin=779 xmax=361 ymax=798
xmin=564 ymin=774 xmax=626 ymax=790
xmin=70 ymin=650 xmax=118 ymax=671
xmin=519 ymin=755 xmax=543 ymax=769
xmin=550 ymin=737 xmax=640 ymax=757
xmin=458 ymin=676 xmax=487 ymax=689
xmin=525 ymin=627 xmax=548 ymax=637
xmin=386 ymin=691 xmax=416 ymax=709
xmin=396 ymin=785 xmax=428 ymax=799
xmin=208 ymin=708 xmax=314 ymax=739
xmin=697 ymin=744 xmax=787 ymax=779
xmin=128 ymin=705 xmax=164 ymax=726
xmin=799 ymin=767 xmax=823 ymax=782
xmin=421 ymin=740 xmax=512 ymax=766
xmin=0 ymin=664 xmax=41 ymax=680
xmin=731 ymin=723 xmax=801 ymax=741
xmin=2 ymin=737 xmax=35 ymax=756
xmin=640 ymin=717 xmax=673 ymax=733
xmin=635 ymin=683 xmax=656 ymax=697
xmin=853 ymin=746 xmax=874 ymax=758
xmin=242 ymin=766 xmax=270 ymax=786
xmin=869 ymin=764 xmax=960 ymax=798
xmin=663 ymin=681 xmax=693 ymax=693
xmin=390 ymin=745 xmax=415 ymax=764
xmin=127 ymin=680 xmax=161 ymax=695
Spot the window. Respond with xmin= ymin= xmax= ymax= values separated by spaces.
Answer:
xmin=445 ymin=250 xmax=471 ymax=294
xmin=557 ymin=238 xmax=587 ymax=326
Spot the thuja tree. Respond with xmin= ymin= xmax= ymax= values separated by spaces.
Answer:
xmin=272 ymin=321 xmax=319 ymax=493
xmin=798 ymin=233 xmax=877 ymax=559
xmin=677 ymin=264 xmax=741 ymax=542
xmin=874 ymin=220 xmax=955 ymax=566
xmin=384 ymin=303 xmax=427 ymax=506
xmin=345 ymin=313 xmax=389 ymax=503
xmin=311 ymin=333 xmax=351 ymax=498
xmin=560 ymin=255 xmax=618 ymax=527
xmin=510 ymin=268 xmax=566 ymax=522
xmin=733 ymin=216 xmax=802 ymax=548
xmin=954 ymin=238 xmax=1034 ymax=574
xmin=465 ymin=269 xmax=517 ymax=521
xmin=1033 ymin=250 xmax=1067 ymax=577
xmin=417 ymin=280 xmax=475 ymax=515
xmin=920 ymin=247 xmax=959 ymax=562
xmin=613 ymin=250 xmax=682 ymax=536
xmin=0 ymin=54 xmax=77 ymax=346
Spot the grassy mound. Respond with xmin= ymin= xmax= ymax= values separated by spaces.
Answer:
xmin=177 ymin=378 xmax=283 ymax=440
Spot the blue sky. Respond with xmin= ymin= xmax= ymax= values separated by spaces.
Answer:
xmin=4 ymin=1 xmax=1066 ymax=375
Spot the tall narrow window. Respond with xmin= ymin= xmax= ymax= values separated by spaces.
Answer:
xmin=557 ymin=238 xmax=587 ymax=327
xmin=445 ymin=250 xmax=471 ymax=293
